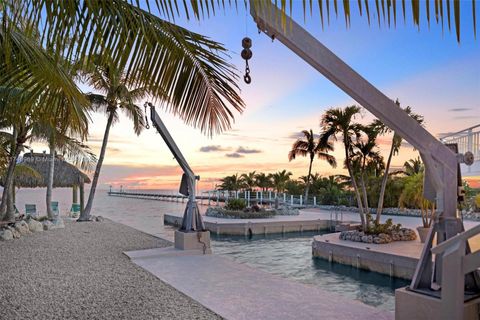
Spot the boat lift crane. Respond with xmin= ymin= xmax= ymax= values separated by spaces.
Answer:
xmin=248 ymin=2 xmax=476 ymax=319
xmin=145 ymin=102 xmax=206 ymax=233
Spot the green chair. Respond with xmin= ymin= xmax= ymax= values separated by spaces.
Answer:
xmin=51 ymin=201 xmax=59 ymax=218
xmin=25 ymin=204 xmax=38 ymax=218
xmin=69 ymin=203 xmax=81 ymax=218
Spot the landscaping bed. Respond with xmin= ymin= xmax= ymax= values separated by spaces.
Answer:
xmin=338 ymin=219 xmax=417 ymax=244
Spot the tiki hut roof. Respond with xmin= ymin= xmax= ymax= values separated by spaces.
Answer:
xmin=8 ymin=152 xmax=91 ymax=188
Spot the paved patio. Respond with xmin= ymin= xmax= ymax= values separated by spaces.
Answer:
xmin=125 ymin=247 xmax=393 ymax=320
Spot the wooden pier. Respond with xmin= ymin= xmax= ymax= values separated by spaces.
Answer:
xmin=108 ymin=190 xmax=315 ymax=207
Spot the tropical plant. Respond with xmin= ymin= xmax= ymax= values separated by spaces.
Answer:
xmin=475 ymin=194 xmax=480 ymax=211
xmin=2 ymin=2 xmax=244 ymax=135
xmin=351 ymin=124 xmax=383 ymax=215
xmin=225 ymin=198 xmax=247 ymax=211
xmin=240 ymin=171 xmax=257 ymax=191
xmin=404 ymin=157 xmax=424 ymax=176
xmin=255 ymin=173 xmax=273 ymax=192
xmin=373 ymin=101 xmax=424 ymax=223
xmin=78 ymin=61 xmax=149 ymax=221
xmin=284 ymin=179 xmax=305 ymax=195
xmin=271 ymin=170 xmax=292 ymax=193
xmin=218 ymin=174 xmax=244 ymax=191
xmin=288 ymin=129 xmax=336 ymax=201
xmin=320 ymin=105 xmax=367 ymax=228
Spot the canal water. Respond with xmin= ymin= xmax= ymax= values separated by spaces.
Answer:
xmin=211 ymin=232 xmax=409 ymax=311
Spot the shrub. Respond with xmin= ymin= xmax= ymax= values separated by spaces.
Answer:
xmin=366 ymin=217 xmax=402 ymax=235
xmin=206 ymin=207 xmax=275 ymax=219
xmin=475 ymin=194 xmax=480 ymax=212
xmin=225 ymin=198 xmax=246 ymax=211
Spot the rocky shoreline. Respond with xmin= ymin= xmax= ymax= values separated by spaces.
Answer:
xmin=339 ymin=228 xmax=417 ymax=244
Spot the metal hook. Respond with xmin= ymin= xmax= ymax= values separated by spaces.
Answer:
xmin=144 ymin=103 xmax=150 ymax=129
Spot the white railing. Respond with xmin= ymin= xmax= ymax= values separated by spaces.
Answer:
xmin=199 ymin=190 xmax=317 ymax=207
xmin=440 ymin=124 xmax=480 ymax=160
xmin=430 ymin=224 xmax=480 ymax=320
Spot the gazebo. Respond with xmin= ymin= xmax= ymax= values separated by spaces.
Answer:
xmin=14 ymin=152 xmax=91 ymax=214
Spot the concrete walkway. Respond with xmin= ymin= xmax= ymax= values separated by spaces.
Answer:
xmin=125 ymin=248 xmax=393 ymax=320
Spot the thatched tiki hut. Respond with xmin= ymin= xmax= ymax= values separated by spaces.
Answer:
xmin=14 ymin=152 xmax=91 ymax=214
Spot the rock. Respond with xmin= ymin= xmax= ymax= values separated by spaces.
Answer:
xmin=0 ymin=229 xmax=13 ymax=241
xmin=27 ymin=219 xmax=43 ymax=233
xmin=95 ymin=216 xmax=104 ymax=222
xmin=14 ymin=221 xmax=30 ymax=235
xmin=365 ymin=235 xmax=373 ymax=243
xmin=43 ymin=220 xmax=54 ymax=231
xmin=10 ymin=228 xmax=21 ymax=239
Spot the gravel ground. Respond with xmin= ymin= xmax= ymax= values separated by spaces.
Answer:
xmin=0 ymin=219 xmax=222 ymax=320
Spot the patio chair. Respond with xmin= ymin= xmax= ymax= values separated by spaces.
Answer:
xmin=51 ymin=201 xmax=59 ymax=218
xmin=25 ymin=204 xmax=38 ymax=218
xmin=69 ymin=203 xmax=81 ymax=218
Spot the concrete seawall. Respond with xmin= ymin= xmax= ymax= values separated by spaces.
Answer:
xmin=312 ymin=233 xmax=423 ymax=280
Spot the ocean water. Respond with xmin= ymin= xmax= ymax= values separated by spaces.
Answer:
xmin=14 ymin=188 xmax=405 ymax=311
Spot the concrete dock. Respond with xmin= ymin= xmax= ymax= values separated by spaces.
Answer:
xmin=164 ymin=209 xmax=354 ymax=235
xmin=125 ymin=247 xmax=393 ymax=320
xmin=312 ymin=232 xmax=423 ymax=279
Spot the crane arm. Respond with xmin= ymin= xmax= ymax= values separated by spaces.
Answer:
xmin=147 ymin=103 xmax=198 ymax=193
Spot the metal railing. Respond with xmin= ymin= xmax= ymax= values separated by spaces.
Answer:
xmin=440 ymin=124 xmax=480 ymax=161
xmin=430 ymin=224 xmax=480 ymax=319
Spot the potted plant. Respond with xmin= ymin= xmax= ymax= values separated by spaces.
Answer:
xmin=417 ymin=199 xmax=435 ymax=243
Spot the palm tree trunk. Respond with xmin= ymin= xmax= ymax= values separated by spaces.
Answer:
xmin=376 ymin=139 xmax=395 ymax=223
xmin=304 ymin=157 xmax=313 ymax=201
xmin=360 ymin=173 xmax=369 ymax=212
xmin=360 ymin=158 xmax=369 ymax=215
xmin=79 ymin=111 xmax=114 ymax=221
xmin=7 ymin=185 xmax=14 ymax=220
xmin=344 ymin=147 xmax=366 ymax=229
xmin=46 ymin=137 xmax=55 ymax=220
xmin=0 ymin=146 xmax=20 ymax=221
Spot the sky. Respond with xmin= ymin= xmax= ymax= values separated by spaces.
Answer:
xmin=36 ymin=1 xmax=480 ymax=191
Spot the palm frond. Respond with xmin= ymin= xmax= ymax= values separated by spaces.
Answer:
xmin=14 ymin=1 xmax=244 ymax=135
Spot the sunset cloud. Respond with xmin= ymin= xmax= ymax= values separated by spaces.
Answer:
xmin=236 ymin=146 xmax=262 ymax=154
xmin=225 ymin=152 xmax=244 ymax=158
xmin=448 ymin=108 xmax=472 ymax=112
xmin=199 ymin=145 xmax=230 ymax=152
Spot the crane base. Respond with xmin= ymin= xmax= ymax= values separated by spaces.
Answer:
xmin=174 ymin=230 xmax=212 ymax=254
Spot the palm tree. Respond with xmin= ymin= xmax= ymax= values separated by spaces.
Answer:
xmin=372 ymin=101 xmax=424 ymax=223
xmin=404 ymin=157 xmax=424 ymax=176
xmin=288 ymin=129 xmax=336 ymax=201
xmin=351 ymin=125 xmax=383 ymax=215
xmin=78 ymin=62 xmax=147 ymax=221
xmin=320 ymin=105 xmax=367 ymax=228
xmin=218 ymin=174 xmax=243 ymax=191
xmin=271 ymin=170 xmax=292 ymax=193
xmin=240 ymin=171 xmax=256 ymax=191
xmin=3 ymin=2 xmax=244 ymax=136
xmin=255 ymin=173 xmax=273 ymax=192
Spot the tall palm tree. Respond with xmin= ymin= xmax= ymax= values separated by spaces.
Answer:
xmin=271 ymin=170 xmax=292 ymax=193
xmin=351 ymin=125 xmax=383 ymax=215
xmin=372 ymin=101 xmax=424 ymax=223
xmin=255 ymin=173 xmax=273 ymax=192
xmin=320 ymin=105 xmax=367 ymax=228
xmin=240 ymin=171 xmax=256 ymax=191
xmin=288 ymin=129 xmax=336 ymax=201
xmin=77 ymin=62 xmax=147 ymax=221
